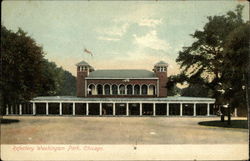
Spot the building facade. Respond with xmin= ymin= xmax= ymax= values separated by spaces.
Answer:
xmin=4 ymin=60 xmax=220 ymax=117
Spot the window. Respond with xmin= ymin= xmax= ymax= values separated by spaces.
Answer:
xmin=134 ymin=85 xmax=140 ymax=95
xmin=149 ymin=85 xmax=156 ymax=95
xmin=112 ymin=85 xmax=118 ymax=95
xmin=119 ymin=85 xmax=125 ymax=95
xmin=141 ymin=85 xmax=148 ymax=95
xmin=127 ymin=85 xmax=133 ymax=95
xmin=88 ymin=84 xmax=95 ymax=95
xmin=97 ymin=85 xmax=103 ymax=95
xmin=104 ymin=84 xmax=110 ymax=95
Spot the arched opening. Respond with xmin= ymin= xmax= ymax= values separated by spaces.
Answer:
xmin=97 ymin=84 xmax=103 ymax=95
xmin=141 ymin=85 xmax=148 ymax=95
xmin=104 ymin=84 xmax=110 ymax=95
xmin=88 ymin=84 xmax=95 ymax=95
xmin=127 ymin=85 xmax=133 ymax=95
xmin=112 ymin=85 xmax=118 ymax=95
xmin=134 ymin=85 xmax=140 ymax=95
xmin=119 ymin=85 xmax=125 ymax=95
xmin=148 ymin=85 xmax=156 ymax=95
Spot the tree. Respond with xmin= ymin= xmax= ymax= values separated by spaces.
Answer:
xmin=175 ymin=5 xmax=246 ymax=122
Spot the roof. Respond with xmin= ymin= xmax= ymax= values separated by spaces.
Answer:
xmin=76 ymin=60 xmax=90 ymax=66
xmin=87 ymin=69 xmax=157 ymax=79
xmin=31 ymin=96 xmax=215 ymax=103
xmin=155 ymin=61 xmax=168 ymax=66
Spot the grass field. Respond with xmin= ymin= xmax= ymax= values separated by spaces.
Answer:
xmin=1 ymin=116 xmax=248 ymax=144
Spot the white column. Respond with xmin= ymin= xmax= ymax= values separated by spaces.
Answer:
xmin=139 ymin=86 xmax=142 ymax=95
xmin=126 ymin=103 xmax=129 ymax=116
xmin=32 ymin=103 xmax=36 ymax=115
xmin=46 ymin=102 xmax=49 ymax=115
xmin=86 ymin=103 xmax=89 ymax=115
xmin=100 ymin=103 xmax=102 ymax=116
xmin=113 ymin=103 xmax=115 ymax=116
xmin=234 ymin=108 xmax=237 ymax=117
xmin=139 ymin=103 xmax=142 ymax=116
xmin=132 ymin=86 xmax=134 ymax=95
xmin=166 ymin=103 xmax=169 ymax=116
xmin=153 ymin=103 xmax=156 ymax=116
xmin=6 ymin=105 xmax=9 ymax=115
xmin=207 ymin=103 xmax=210 ymax=116
xmin=72 ymin=102 xmax=75 ymax=116
xmin=193 ymin=103 xmax=196 ymax=116
xmin=59 ymin=102 xmax=62 ymax=115
xmin=19 ymin=104 xmax=22 ymax=115
xmin=180 ymin=103 xmax=183 ymax=116
xmin=11 ymin=105 xmax=13 ymax=114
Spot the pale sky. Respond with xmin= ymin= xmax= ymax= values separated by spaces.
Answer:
xmin=2 ymin=1 xmax=249 ymax=76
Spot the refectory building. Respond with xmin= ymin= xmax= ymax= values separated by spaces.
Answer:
xmin=4 ymin=60 xmax=216 ymax=117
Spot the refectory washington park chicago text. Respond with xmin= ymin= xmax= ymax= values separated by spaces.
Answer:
xmin=5 ymin=60 xmax=220 ymax=117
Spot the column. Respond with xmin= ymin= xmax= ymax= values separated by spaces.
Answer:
xmin=166 ymin=103 xmax=169 ymax=116
xmin=113 ymin=103 xmax=115 ymax=116
xmin=59 ymin=102 xmax=62 ymax=115
xmin=193 ymin=103 xmax=196 ymax=116
xmin=11 ymin=105 xmax=13 ymax=114
xmin=207 ymin=103 xmax=210 ymax=116
xmin=46 ymin=102 xmax=49 ymax=115
xmin=234 ymin=108 xmax=237 ymax=117
xmin=86 ymin=103 xmax=89 ymax=115
xmin=6 ymin=105 xmax=9 ymax=115
xmin=32 ymin=102 xmax=36 ymax=115
xmin=72 ymin=102 xmax=75 ymax=116
xmin=126 ymin=103 xmax=129 ymax=116
xmin=153 ymin=103 xmax=156 ymax=116
xmin=99 ymin=103 xmax=102 ymax=116
xmin=180 ymin=103 xmax=183 ymax=116
xmin=19 ymin=104 xmax=22 ymax=115
xmin=139 ymin=103 xmax=142 ymax=116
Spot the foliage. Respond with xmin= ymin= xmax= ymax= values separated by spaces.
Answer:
xmin=1 ymin=26 xmax=76 ymax=111
xmin=174 ymin=5 xmax=248 ymax=110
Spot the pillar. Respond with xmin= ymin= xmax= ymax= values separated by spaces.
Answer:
xmin=234 ymin=108 xmax=237 ymax=117
xmin=207 ymin=103 xmax=210 ymax=116
xmin=59 ymin=102 xmax=62 ymax=115
xmin=19 ymin=104 xmax=22 ymax=115
xmin=113 ymin=103 xmax=115 ymax=116
xmin=46 ymin=102 xmax=49 ymax=115
xmin=153 ymin=103 xmax=156 ymax=116
xmin=32 ymin=102 xmax=36 ymax=115
xmin=139 ymin=103 xmax=142 ymax=116
xmin=193 ymin=103 xmax=196 ymax=116
xmin=166 ymin=103 xmax=169 ymax=116
xmin=6 ymin=105 xmax=9 ymax=115
xmin=126 ymin=103 xmax=129 ymax=116
xmin=180 ymin=103 xmax=183 ymax=116
xmin=100 ymin=103 xmax=102 ymax=116
xmin=72 ymin=102 xmax=75 ymax=116
xmin=86 ymin=103 xmax=89 ymax=115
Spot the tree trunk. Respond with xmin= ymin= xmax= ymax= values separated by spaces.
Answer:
xmin=220 ymin=106 xmax=224 ymax=122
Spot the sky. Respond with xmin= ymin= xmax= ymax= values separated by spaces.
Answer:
xmin=2 ymin=0 xmax=249 ymax=76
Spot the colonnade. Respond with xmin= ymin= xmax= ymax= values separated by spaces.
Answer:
xmin=5 ymin=102 xmax=217 ymax=117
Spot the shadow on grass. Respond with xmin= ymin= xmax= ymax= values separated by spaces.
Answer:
xmin=198 ymin=120 xmax=248 ymax=129
xmin=0 ymin=118 xmax=20 ymax=124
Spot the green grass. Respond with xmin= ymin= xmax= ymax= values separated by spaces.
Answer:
xmin=198 ymin=120 xmax=248 ymax=129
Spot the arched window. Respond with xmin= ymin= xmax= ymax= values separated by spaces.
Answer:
xmin=104 ymin=84 xmax=110 ymax=95
xmin=149 ymin=85 xmax=156 ymax=95
xmin=97 ymin=84 xmax=103 ymax=95
xmin=127 ymin=85 xmax=133 ymax=95
xmin=112 ymin=85 xmax=118 ymax=95
xmin=141 ymin=85 xmax=148 ymax=95
xmin=88 ymin=84 xmax=95 ymax=95
xmin=134 ymin=85 xmax=140 ymax=95
xmin=119 ymin=85 xmax=125 ymax=95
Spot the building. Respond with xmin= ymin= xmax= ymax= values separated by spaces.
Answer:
xmin=4 ymin=60 xmax=217 ymax=117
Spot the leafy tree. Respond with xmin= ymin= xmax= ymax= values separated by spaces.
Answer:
xmin=1 ymin=26 xmax=76 ymax=114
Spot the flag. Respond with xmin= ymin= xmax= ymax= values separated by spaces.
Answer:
xmin=84 ymin=48 xmax=93 ymax=56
